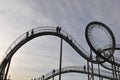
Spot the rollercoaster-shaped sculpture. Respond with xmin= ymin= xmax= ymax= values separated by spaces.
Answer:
xmin=0 ymin=21 xmax=120 ymax=80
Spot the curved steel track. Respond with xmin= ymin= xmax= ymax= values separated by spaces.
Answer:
xmin=0 ymin=22 xmax=120 ymax=80
xmin=36 ymin=66 xmax=118 ymax=80
xmin=85 ymin=21 xmax=116 ymax=59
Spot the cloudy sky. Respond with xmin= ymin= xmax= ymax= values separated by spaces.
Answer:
xmin=0 ymin=0 xmax=120 ymax=80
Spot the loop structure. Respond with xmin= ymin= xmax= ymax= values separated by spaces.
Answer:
xmin=85 ymin=21 xmax=116 ymax=62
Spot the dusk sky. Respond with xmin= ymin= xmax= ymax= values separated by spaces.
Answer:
xmin=0 ymin=0 xmax=120 ymax=80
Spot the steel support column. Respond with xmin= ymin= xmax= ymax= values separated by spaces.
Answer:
xmin=98 ymin=62 xmax=101 ymax=80
xmin=87 ymin=60 xmax=90 ymax=80
xmin=4 ymin=58 xmax=11 ymax=80
xmin=90 ymin=49 xmax=94 ymax=80
xmin=59 ymin=38 xmax=63 ymax=80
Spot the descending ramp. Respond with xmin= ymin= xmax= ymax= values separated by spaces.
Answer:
xmin=37 ymin=66 xmax=117 ymax=80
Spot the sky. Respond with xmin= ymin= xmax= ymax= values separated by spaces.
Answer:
xmin=0 ymin=0 xmax=120 ymax=80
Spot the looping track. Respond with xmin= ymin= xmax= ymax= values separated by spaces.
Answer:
xmin=0 ymin=22 xmax=120 ymax=80
xmin=85 ymin=21 xmax=116 ymax=64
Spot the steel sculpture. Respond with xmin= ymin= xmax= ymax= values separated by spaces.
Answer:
xmin=0 ymin=21 xmax=120 ymax=80
xmin=85 ymin=21 xmax=116 ymax=62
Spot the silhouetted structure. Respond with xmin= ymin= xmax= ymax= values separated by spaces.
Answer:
xmin=0 ymin=22 xmax=120 ymax=80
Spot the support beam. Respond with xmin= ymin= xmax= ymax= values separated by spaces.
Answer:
xmin=90 ymin=49 xmax=94 ymax=80
xmin=59 ymin=38 xmax=63 ymax=80
xmin=4 ymin=58 xmax=11 ymax=80
xmin=87 ymin=60 xmax=90 ymax=80
xmin=98 ymin=63 xmax=100 ymax=80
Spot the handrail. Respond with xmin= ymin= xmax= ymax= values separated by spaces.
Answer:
xmin=1 ymin=26 xmax=91 ymax=62
xmin=35 ymin=66 xmax=115 ymax=80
